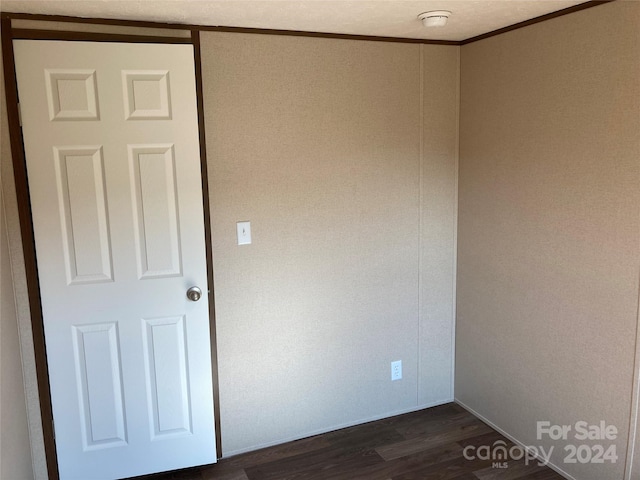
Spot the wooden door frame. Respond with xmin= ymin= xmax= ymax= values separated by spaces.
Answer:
xmin=0 ymin=16 xmax=222 ymax=480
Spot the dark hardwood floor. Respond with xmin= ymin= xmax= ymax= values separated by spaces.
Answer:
xmin=143 ymin=403 xmax=564 ymax=480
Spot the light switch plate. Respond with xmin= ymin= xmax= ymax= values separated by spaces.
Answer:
xmin=237 ymin=221 xmax=251 ymax=245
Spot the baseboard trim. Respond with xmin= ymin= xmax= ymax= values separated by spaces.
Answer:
xmin=222 ymin=399 xmax=454 ymax=458
xmin=455 ymin=399 xmax=575 ymax=480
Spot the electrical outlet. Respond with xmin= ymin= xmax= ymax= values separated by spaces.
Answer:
xmin=391 ymin=360 xmax=402 ymax=381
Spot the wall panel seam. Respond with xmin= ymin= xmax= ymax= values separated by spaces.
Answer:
xmin=624 ymin=230 xmax=640 ymax=479
xmin=450 ymin=46 xmax=460 ymax=399
xmin=417 ymin=43 xmax=424 ymax=404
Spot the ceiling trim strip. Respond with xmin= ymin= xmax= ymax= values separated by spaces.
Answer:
xmin=10 ymin=28 xmax=192 ymax=43
xmin=461 ymin=0 xmax=616 ymax=45
xmin=0 ymin=1 xmax=618 ymax=47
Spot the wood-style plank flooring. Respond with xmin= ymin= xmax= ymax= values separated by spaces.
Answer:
xmin=142 ymin=403 xmax=564 ymax=480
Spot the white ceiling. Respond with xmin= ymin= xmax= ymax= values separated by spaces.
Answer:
xmin=1 ymin=0 xmax=592 ymax=41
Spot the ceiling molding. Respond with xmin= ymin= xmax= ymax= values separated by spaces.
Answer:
xmin=461 ymin=0 xmax=616 ymax=45
xmin=1 ymin=1 xmax=617 ymax=47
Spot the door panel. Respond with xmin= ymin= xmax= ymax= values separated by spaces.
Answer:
xmin=14 ymin=40 xmax=216 ymax=480
xmin=54 ymin=145 xmax=113 ymax=284
xmin=72 ymin=322 xmax=127 ymax=450
xmin=142 ymin=316 xmax=192 ymax=439
xmin=129 ymin=144 xmax=182 ymax=278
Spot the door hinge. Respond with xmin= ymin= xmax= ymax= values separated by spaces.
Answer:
xmin=52 ymin=418 xmax=55 ymax=440
xmin=17 ymin=102 xmax=22 ymax=127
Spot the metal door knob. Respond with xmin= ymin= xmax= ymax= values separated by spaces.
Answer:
xmin=186 ymin=286 xmax=202 ymax=302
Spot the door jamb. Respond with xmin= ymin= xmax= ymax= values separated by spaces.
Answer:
xmin=192 ymin=28 xmax=223 ymax=461
xmin=1 ymin=16 xmax=59 ymax=480
xmin=0 ymin=16 xmax=223 ymax=480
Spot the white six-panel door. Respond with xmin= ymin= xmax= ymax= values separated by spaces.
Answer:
xmin=13 ymin=40 xmax=216 ymax=480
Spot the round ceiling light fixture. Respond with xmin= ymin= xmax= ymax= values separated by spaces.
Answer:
xmin=418 ymin=10 xmax=452 ymax=28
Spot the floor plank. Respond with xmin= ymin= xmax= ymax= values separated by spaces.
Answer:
xmin=375 ymin=423 xmax=494 ymax=461
xmin=139 ymin=403 xmax=566 ymax=480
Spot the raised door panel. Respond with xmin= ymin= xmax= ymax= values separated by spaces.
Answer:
xmin=128 ymin=144 xmax=182 ymax=279
xmin=72 ymin=323 xmax=127 ymax=450
xmin=54 ymin=146 xmax=113 ymax=285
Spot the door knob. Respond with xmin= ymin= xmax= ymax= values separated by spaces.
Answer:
xmin=186 ymin=286 xmax=202 ymax=302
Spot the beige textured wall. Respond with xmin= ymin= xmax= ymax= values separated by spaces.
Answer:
xmin=200 ymin=32 xmax=459 ymax=455
xmin=0 ymin=47 xmax=34 ymax=479
xmin=456 ymin=2 xmax=640 ymax=480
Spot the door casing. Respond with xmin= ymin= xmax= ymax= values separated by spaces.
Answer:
xmin=0 ymin=19 xmax=222 ymax=480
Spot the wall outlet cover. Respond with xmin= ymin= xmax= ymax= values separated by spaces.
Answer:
xmin=391 ymin=360 xmax=402 ymax=381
